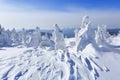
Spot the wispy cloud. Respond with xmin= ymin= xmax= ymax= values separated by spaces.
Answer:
xmin=0 ymin=0 xmax=120 ymax=29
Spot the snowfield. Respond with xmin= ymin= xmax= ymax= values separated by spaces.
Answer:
xmin=0 ymin=36 xmax=120 ymax=80
xmin=0 ymin=16 xmax=120 ymax=80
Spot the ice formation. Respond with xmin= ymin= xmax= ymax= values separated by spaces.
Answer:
xmin=29 ymin=27 xmax=42 ymax=48
xmin=75 ymin=16 xmax=94 ymax=51
xmin=52 ymin=24 xmax=66 ymax=50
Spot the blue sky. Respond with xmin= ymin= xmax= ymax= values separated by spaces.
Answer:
xmin=0 ymin=0 xmax=120 ymax=29
xmin=3 ymin=0 xmax=120 ymax=11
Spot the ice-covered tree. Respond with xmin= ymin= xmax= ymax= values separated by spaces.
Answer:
xmin=29 ymin=27 xmax=42 ymax=48
xmin=20 ymin=28 xmax=27 ymax=46
xmin=74 ymin=28 xmax=80 ymax=43
xmin=76 ymin=16 xmax=94 ymax=51
xmin=95 ymin=25 xmax=110 ymax=47
xmin=10 ymin=28 xmax=19 ymax=46
xmin=25 ymin=32 xmax=32 ymax=47
xmin=52 ymin=24 xmax=66 ymax=50
xmin=0 ymin=26 xmax=12 ymax=46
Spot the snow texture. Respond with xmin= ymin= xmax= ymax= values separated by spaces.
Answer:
xmin=0 ymin=16 xmax=120 ymax=80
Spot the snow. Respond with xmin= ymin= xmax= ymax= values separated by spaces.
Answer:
xmin=98 ymin=53 xmax=120 ymax=80
xmin=52 ymin=24 xmax=66 ymax=50
xmin=109 ymin=34 xmax=120 ymax=46
xmin=0 ymin=47 xmax=32 ymax=58
xmin=0 ymin=16 xmax=120 ymax=80
xmin=0 ymin=37 xmax=120 ymax=80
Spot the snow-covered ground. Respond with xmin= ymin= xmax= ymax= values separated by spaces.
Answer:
xmin=0 ymin=35 xmax=120 ymax=80
xmin=0 ymin=16 xmax=120 ymax=80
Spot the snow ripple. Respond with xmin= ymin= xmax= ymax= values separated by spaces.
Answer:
xmin=0 ymin=48 xmax=109 ymax=80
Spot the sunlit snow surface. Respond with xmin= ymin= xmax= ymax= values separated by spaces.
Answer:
xmin=0 ymin=35 xmax=120 ymax=80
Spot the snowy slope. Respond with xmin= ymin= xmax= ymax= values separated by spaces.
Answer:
xmin=0 ymin=16 xmax=120 ymax=80
xmin=0 ymin=35 xmax=120 ymax=80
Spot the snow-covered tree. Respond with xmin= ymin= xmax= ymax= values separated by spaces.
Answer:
xmin=25 ymin=32 xmax=32 ymax=47
xmin=20 ymin=28 xmax=27 ymax=46
xmin=95 ymin=25 xmax=110 ymax=47
xmin=29 ymin=27 xmax=42 ymax=48
xmin=10 ymin=28 xmax=19 ymax=46
xmin=0 ymin=26 xmax=12 ymax=47
xmin=52 ymin=24 xmax=66 ymax=50
xmin=38 ymin=32 xmax=55 ymax=49
xmin=74 ymin=28 xmax=80 ymax=43
xmin=76 ymin=16 xmax=94 ymax=51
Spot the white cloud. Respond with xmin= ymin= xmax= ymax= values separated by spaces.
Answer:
xmin=0 ymin=1 xmax=120 ymax=29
